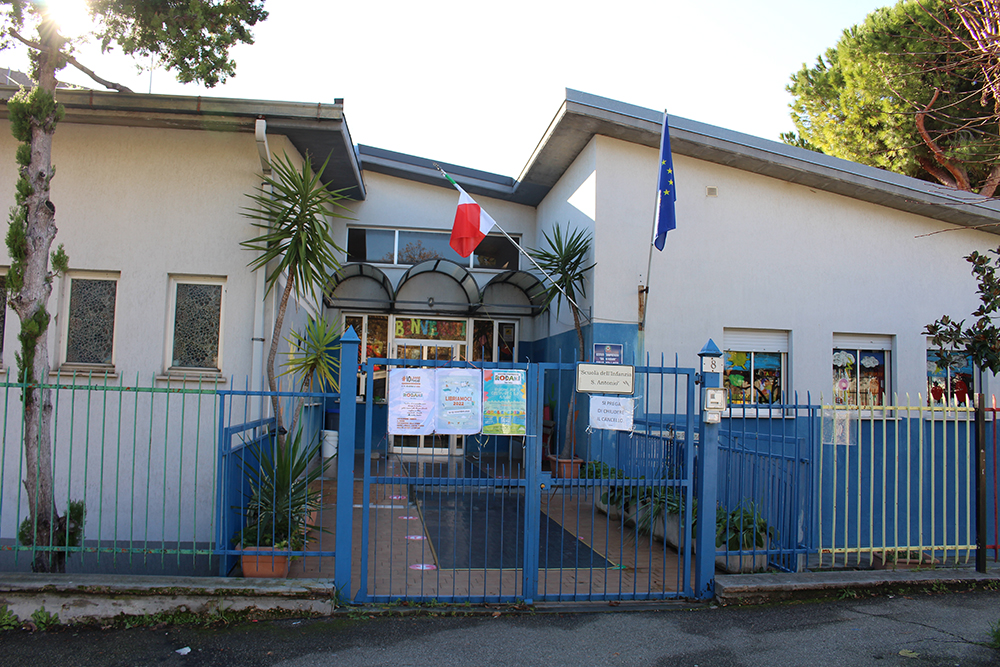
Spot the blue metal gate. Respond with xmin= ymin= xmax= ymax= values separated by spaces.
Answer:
xmin=352 ymin=354 xmax=698 ymax=603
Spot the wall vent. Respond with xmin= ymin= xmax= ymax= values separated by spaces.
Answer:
xmin=706 ymin=186 xmax=719 ymax=197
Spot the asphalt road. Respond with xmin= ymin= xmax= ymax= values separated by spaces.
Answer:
xmin=0 ymin=590 xmax=997 ymax=666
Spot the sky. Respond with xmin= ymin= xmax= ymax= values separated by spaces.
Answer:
xmin=17 ymin=0 xmax=895 ymax=178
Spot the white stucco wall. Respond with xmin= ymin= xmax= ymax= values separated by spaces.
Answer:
xmin=580 ymin=135 xmax=993 ymax=400
xmin=0 ymin=119 xmax=291 ymax=552
xmin=534 ymin=140 xmax=597 ymax=342
xmin=0 ymin=121 xmax=272 ymax=381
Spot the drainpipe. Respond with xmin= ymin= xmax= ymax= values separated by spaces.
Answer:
xmin=251 ymin=118 xmax=272 ymax=416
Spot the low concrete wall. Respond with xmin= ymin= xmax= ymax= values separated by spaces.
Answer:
xmin=0 ymin=573 xmax=341 ymax=623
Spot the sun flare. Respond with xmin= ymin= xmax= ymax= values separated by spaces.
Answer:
xmin=42 ymin=0 xmax=95 ymax=38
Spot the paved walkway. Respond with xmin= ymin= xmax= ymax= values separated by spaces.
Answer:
xmin=289 ymin=452 xmax=690 ymax=601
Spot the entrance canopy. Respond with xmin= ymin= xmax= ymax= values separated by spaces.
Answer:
xmin=324 ymin=263 xmax=395 ymax=310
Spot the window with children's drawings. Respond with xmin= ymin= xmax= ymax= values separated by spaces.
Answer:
xmin=927 ymin=349 xmax=973 ymax=407
xmin=722 ymin=329 xmax=788 ymax=408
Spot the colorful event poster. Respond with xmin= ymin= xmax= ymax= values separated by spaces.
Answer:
xmin=482 ymin=369 xmax=527 ymax=435
xmin=387 ymin=368 xmax=435 ymax=435
xmin=435 ymin=368 xmax=482 ymax=435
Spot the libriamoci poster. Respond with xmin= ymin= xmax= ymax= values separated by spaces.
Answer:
xmin=435 ymin=368 xmax=482 ymax=434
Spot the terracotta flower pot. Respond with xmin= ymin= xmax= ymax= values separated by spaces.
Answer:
xmin=241 ymin=547 xmax=290 ymax=578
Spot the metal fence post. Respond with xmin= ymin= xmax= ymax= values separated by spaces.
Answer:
xmin=335 ymin=326 xmax=360 ymax=598
xmin=695 ymin=340 xmax=723 ymax=599
xmin=976 ymin=393 xmax=987 ymax=573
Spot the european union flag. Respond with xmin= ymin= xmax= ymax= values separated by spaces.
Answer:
xmin=653 ymin=114 xmax=676 ymax=251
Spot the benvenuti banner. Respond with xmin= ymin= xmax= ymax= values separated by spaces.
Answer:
xmin=387 ymin=368 xmax=483 ymax=435
xmin=482 ymin=369 xmax=527 ymax=436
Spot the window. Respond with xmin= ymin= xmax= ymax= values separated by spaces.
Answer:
xmin=832 ymin=333 xmax=893 ymax=407
xmin=347 ymin=227 xmax=520 ymax=270
xmin=166 ymin=276 xmax=224 ymax=373
xmin=723 ymin=329 xmax=787 ymax=406
xmin=927 ymin=347 xmax=973 ymax=406
xmin=61 ymin=273 xmax=118 ymax=368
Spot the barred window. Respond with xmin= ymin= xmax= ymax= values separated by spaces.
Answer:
xmin=167 ymin=277 xmax=224 ymax=372
xmin=62 ymin=274 xmax=118 ymax=367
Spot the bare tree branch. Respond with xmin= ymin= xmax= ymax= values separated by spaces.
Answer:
xmin=6 ymin=27 xmax=134 ymax=94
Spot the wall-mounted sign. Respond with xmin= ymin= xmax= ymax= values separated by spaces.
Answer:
xmin=589 ymin=395 xmax=634 ymax=431
xmin=482 ymin=369 xmax=527 ymax=435
xmin=576 ymin=363 xmax=635 ymax=395
xmin=593 ymin=343 xmax=623 ymax=365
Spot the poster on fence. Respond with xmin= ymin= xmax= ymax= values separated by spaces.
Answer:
xmin=589 ymin=395 xmax=634 ymax=431
xmin=436 ymin=368 xmax=482 ymax=434
xmin=387 ymin=368 xmax=435 ymax=435
xmin=482 ymin=369 xmax=527 ymax=435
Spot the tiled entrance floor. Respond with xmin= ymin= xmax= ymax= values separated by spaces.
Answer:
xmin=290 ymin=453 xmax=689 ymax=601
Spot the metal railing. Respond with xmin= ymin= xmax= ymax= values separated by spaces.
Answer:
xmin=0 ymin=374 xmax=220 ymax=575
xmin=816 ymin=396 xmax=978 ymax=568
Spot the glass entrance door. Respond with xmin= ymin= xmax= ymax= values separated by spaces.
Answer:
xmin=390 ymin=340 xmax=466 ymax=455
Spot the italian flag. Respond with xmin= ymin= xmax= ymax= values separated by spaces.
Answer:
xmin=447 ymin=176 xmax=496 ymax=258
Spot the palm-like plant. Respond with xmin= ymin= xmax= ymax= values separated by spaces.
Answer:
xmin=281 ymin=316 xmax=342 ymax=442
xmin=529 ymin=223 xmax=596 ymax=460
xmin=529 ymin=224 xmax=595 ymax=363
xmin=233 ymin=427 xmax=327 ymax=551
xmin=242 ymin=152 xmax=352 ymax=438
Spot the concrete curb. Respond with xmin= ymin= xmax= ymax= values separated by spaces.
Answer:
xmin=0 ymin=573 xmax=342 ymax=623
xmin=715 ymin=568 xmax=1000 ymax=606
xmin=2 ymin=568 xmax=998 ymax=623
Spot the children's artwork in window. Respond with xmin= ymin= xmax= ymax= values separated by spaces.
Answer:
xmin=927 ymin=350 xmax=973 ymax=406
xmin=725 ymin=351 xmax=782 ymax=405
xmin=472 ymin=320 xmax=494 ymax=362
xmin=833 ymin=348 xmax=886 ymax=406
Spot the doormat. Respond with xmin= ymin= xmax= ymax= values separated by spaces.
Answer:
xmin=415 ymin=490 xmax=613 ymax=570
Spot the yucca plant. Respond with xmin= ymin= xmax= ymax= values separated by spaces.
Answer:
xmin=242 ymin=152 xmax=352 ymax=441
xmin=281 ymin=316 xmax=342 ymax=442
xmin=529 ymin=224 xmax=595 ymax=459
xmin=233 ymin=427 xmax=327 ymax=551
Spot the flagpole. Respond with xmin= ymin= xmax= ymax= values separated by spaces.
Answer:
xmin=434 ymin=164 xmax=592 ymax=324
xmin=640 ymin=109 xmax=669 ymax=332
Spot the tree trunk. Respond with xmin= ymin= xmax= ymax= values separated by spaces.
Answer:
xmin=558 ymin=305 xmax=586 ymax=459
xmin=267 ymin=273 xmax=295 ymax=440
xmin=11 ymin=25 xmax=64 ymax=573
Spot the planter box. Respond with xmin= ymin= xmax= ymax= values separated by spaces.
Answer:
xmin=715 ymin=552 xmax=769 ymax=574
xmin=240 ymin=548 xmax=290 ymax=578
xmin=554 ymin=457 xmax=583 ymax=479
xmin=658 ymin=512 xmax=695 ymax=552
xmin=594 ymin=492 xmax=623 ymax=520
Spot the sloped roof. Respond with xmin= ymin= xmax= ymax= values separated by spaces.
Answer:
xmin=361 ymin=89 xmax=1000 ymax=234
xmin=0 ymin=86 xmax=366 ymax=200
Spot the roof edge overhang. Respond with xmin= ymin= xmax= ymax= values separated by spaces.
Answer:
xmin=518 ymin=88 xmax=1000 ymax=233
xmin=0 ymin=85 xmax=366 ymax=199
xmin=359 ymin=87 xmax=1000 ymax=233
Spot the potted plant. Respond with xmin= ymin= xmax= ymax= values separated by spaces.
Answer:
xmin=715 ymin=502 xmax=777 ymax=573
xmin=233 ymin=427 xmax=327 ymax=578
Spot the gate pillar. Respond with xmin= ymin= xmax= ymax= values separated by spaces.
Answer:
xmin=695 ymin=340 xmax=723 ymax=599
xmin=335 ymin=326 xmax=360 ymax=598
